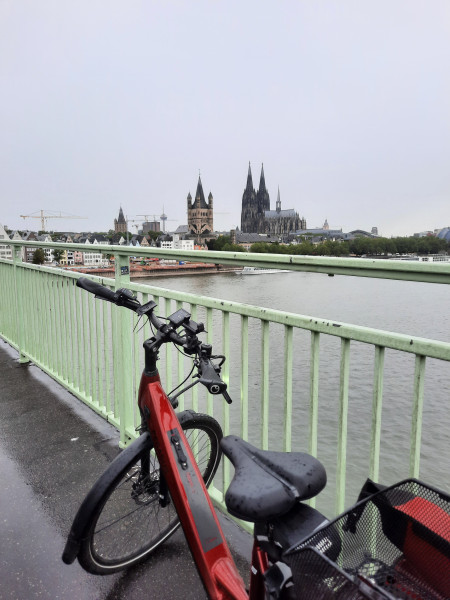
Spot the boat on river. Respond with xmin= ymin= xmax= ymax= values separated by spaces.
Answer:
xmin=237 ymin=266 xmax=291 ymax=275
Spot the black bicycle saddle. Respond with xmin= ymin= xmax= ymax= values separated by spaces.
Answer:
xmin=221 ymin=436 xmax=326 ymax=523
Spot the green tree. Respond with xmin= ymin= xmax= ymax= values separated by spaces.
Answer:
xmin=417 ymin=236 xmax=446 ymax=254
xmin=250 ymin=242 xmax=270 ymax=253
xmin=207 ymin=235 xmax=231 ymax=251
xmin=52 ymin=248 xmax=64 ymax=263
xmin=349 ymin=236 xmax=372 ymax=255
xmin=221 ymin=243 xmax=244 ymax=252
xmin=146 ymin=230 xmax=160 ymax=242
xmin=32 ymin=248 xmax=45 ymax=264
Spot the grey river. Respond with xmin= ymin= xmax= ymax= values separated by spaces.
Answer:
xmin=134 ymin=270 xmax=450 ymax=515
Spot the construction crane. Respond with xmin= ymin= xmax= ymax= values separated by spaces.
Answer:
xmin=137 ymin=214 xmax=160 ymax=230
xmin=137 ymin=214 xmax=160 ymax=222
xmin=138 ymin=211 xmax=176 ymax=233
xmin=20 ymin=210 xmax=87 ymax=232
xmin=124 ymin=217 xmax=143 ymax=244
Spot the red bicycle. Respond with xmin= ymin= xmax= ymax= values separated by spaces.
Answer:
xmin=63 ymin=278 xmax=450 ymax=600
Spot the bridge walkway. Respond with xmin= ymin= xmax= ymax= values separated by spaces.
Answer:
xmin=0 ymin=342 xmax=251 ymax=600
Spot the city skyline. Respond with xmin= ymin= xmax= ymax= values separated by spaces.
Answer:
xmin=2 ymin=160 xmax=447 ymax=238
xmin=1 ymin=2 xmax=449 ymax=237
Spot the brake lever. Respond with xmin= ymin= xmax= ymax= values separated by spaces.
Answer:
xmin=222 ymin=390 xmax=233 ymax=405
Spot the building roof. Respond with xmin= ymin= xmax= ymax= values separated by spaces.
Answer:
xmin=21 ymin=231 xmax=38 ymax=241
xmin=93 ymin=235 xmax=109 ymax=243
xmin=296 ymin=228 xmax=343 ymax=235
xmin=236 ymin=232 xmax=281 ymax=243
xmin=111 ymin=233 xmax=125 ymax=244
xmin=437 ymin=227 xmax=450 ymax=242
xmin=117 ymin=207 xmax=126 ymax=224
xmin=349 ymin=229 xmax=377 ymax=238
xmin=194 ymin=176 xmax=208 ymax=209
xmin=265 ymin=209 xmax=298 ymax=218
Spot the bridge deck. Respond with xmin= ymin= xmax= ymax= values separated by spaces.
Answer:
xmin=0 ymin=342 xmax=250 ymax=599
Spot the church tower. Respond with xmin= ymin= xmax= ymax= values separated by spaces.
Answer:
xmin=187 ymin=175 xmax=214 ymax=238
xmin=256 ymin=163 xmax=270 ymax=213
xmin=114 ymin=207 xmax=127 ymax=233
xmin=276 ymin=187 xmax=281 ymax=213
xmin=240 ymin=163 xmax=258 ymax=233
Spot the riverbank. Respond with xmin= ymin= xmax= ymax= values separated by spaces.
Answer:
xmin=66 ymin=263 xmax=242 ymax=278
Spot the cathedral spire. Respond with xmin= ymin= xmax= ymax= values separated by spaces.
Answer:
xmin=245 ymin=162 xmax=254 ymax=191
xmin=195 ymin=174 xmax=207 ymax=208
xmin=259 ymin=163 xmax=267 ymax=193
xmin=256 ymin=163 xmax=270 ymax=211
xmin=118 ymin=206 xmax=126 ymax=224
xmin=276 ymin=187 xmax=281 ymax=212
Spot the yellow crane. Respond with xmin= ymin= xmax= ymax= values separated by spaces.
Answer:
xmin=20 ymin=210 xmax=87 ymax=232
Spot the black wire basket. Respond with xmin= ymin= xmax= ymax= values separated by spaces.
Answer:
xmin=283 ymin=479 xmax=450 ymax=599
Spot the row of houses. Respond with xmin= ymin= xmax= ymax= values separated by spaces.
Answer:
xmin=0 ymin=225 xmax=111 ymax=266
xmin=0 ymin=224 xmax=199 ymax=266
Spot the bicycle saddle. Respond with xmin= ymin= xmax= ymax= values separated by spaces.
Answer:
xmin=221 ymin=436 xmax=326 ymax=523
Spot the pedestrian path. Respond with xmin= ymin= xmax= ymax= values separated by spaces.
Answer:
xmin=0 ymin=341 xmax=250 ymax=599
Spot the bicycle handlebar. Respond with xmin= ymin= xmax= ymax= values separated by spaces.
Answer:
xmin=76 ymin=276 xmax=232 ymax=402
xmin=76 ymin=277 xmax=117 ymax=302
xmin=198 ymin=357 xmax=227 ymax=395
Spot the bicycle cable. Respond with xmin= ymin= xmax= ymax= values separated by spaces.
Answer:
xmin=168 ymin=361 xmax=196 ymax=398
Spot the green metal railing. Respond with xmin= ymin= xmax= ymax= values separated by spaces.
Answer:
xmin=1 ymin=240 xmax=449 ymax=517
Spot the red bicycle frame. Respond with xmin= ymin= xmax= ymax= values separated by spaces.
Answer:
xmin=139 ymin=371 xmax=264 ymax=599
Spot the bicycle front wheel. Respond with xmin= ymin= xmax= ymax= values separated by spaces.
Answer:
xmin=78 ymin=413 xmax=222 ymax=574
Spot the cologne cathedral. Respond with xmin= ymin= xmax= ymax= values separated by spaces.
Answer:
xmin=240 ymin=163 xmax=306 ymax=234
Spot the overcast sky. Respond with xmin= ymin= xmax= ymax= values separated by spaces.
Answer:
xmin=1 ymin=1 xmax=449 ymax=237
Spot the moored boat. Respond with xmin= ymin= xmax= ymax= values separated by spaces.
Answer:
xmin=237 ymin=266 xmax=291 ymax=275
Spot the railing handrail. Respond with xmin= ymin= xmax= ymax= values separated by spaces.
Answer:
xmin=4 ymin=239 xmax=450 ymax=284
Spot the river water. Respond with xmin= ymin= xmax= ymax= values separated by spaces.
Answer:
xmin=134 ymin=271 xmax=450 ymax=514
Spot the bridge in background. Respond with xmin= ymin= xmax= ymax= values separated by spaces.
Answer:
xmin=1 ymin=240 xmax=449 ymax=519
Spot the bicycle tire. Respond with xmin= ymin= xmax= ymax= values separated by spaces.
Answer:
xmin=77 ymin=412 xmax=223 ymax=574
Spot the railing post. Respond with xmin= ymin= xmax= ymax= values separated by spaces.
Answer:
xmin=114 ymin=252 xmax=135 ymax=446
xmin=410 ymin=355 xmax=426 ymax=478
xmin=369 ymin=346 xmax=385 ymax=481
xmin=336 ymin=338 xmax=350 ymax=515
xmin=12 ymin=245 xmax=29 ymax=363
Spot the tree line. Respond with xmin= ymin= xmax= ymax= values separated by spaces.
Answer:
xmin=207 ymin=235 xmax=450 ymax=257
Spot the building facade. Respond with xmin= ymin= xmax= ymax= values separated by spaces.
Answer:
xmin=142 ymin=220 xmax=160 ymax=234
xmin=187 ymin=175 xmax=213 ymax=238
xmin=264 ymin=188 xmax=306 ymax=235
xmin=0 ymin=224 xmax=12 ymax=261
xmin=240 ymin=163 xmax=305 ymax=234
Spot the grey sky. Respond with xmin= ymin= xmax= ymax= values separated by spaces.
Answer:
xmin=1 ymin=1 xmax=449 ymax=237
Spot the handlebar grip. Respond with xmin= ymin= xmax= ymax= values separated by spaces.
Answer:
xmin=76 ymin=277 xmax=117 ymax=302
xmin=199 ymin=358 xmax=227 ymax=395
